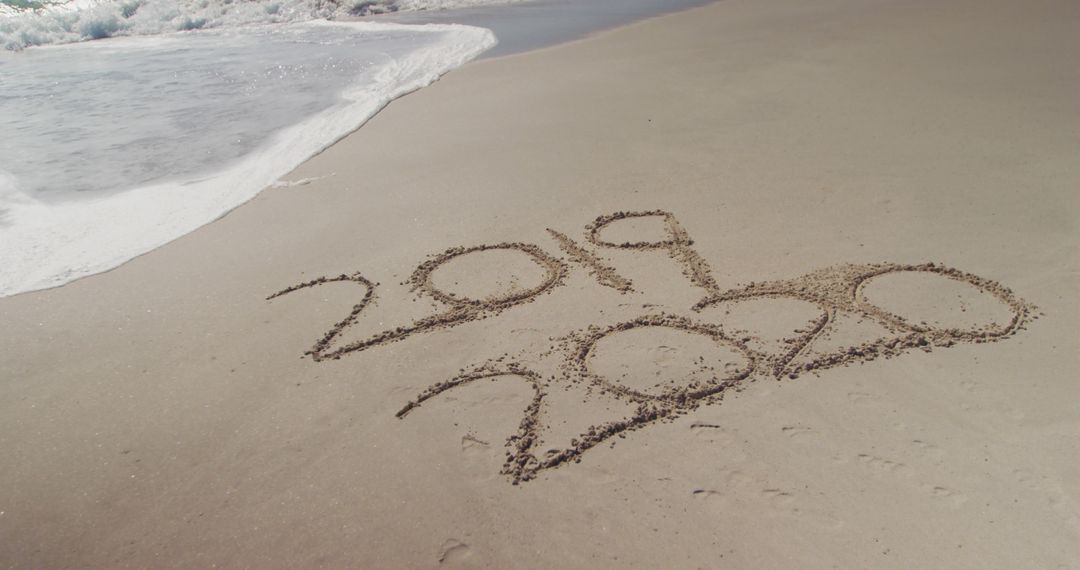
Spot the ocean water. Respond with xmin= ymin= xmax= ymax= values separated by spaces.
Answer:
xmin=2 ymin=24 xmax=480 ymax=198
xmin=0 ymin=20 xmax=494 ymax=296
xmin=380 ymin=0 xmax=712 ymax=59
xmin=0 ymin=0 xmax=526 ymax=49
xmin=0 ymin=0 xmax=708 ymax=298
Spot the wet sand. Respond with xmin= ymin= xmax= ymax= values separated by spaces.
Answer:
xmin=2 ymin=0 xmax=1080 ymax=567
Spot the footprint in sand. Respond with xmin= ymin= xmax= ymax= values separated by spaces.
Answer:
xmin=693 ymin=485 xmax=792 ymax=510
xmin=780 ymin=425 xmax=816 ymax=441
xmin=691 ymin=488 xmax=730 ymax=508
xmin=688 ymin=421 xmax=738 ymax=445
xmin=761 ymin=488 xmax=797 ymax=507
xmin=461 ymin=433 xmax=490 ymax=454
xmin=910 ymin=439 xmax=946 ymax=461
xmin=692 ymin=486 xmax=841 ymax=529
xmin=509 ymin=327 xmax=544 ymax=340
xmin=649 ymin=345 xmax=678 ymax=366
xmin=923 ymin=485 xmax=968 ymax=508
xmin=856 ymin=454 xmax=911 ymax=477
xmin=438 ymin=539 xmax=472 ymax=566
xmin=847 ymin=391 xmax=878 ymax=407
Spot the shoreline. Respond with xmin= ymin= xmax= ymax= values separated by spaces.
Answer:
xmin=375 ymin=0 xmax=713 ymax=60
xmin=2 ymin=0 xmax=1079 ymax=567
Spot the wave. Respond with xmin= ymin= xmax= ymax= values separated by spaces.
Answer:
xmin=0 ymin=20 xmax=496 ymax=297
xmin=0 ymin=0 xmax=525 ymax=50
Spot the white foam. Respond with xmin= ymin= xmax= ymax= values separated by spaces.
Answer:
xmin=0 ymin=20 xmax=495 ymax=297
xmin=394 ymin=0 xmax=530 ymax=9
xmin=0 ymin=0 xmax=527 ymax=50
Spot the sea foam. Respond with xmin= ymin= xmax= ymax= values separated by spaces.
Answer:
xmin=0 ymin=20 xmax=495 ymax=297
xmin=0 ymin=0 xmax=525 ymax=50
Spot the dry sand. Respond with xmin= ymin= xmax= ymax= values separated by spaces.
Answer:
xmin=2 ymin=0 xmax=1080 ymax=567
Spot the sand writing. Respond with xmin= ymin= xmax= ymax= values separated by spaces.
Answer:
xmin=269 ymin=210 xmax=1037 ymax=483
xmin=586 ymin=210 xmax=720 ymax=303
xmin=547 ymin=229 xmax=634 ymax=293
xmin=270 ymin=243 xmax=565 ymax=361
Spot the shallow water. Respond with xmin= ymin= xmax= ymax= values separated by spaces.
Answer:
xmin=0 ymin=0 xmax=531 ymax=48
xmin=380 ymin=0 xmax=713 ymax=59
xmin=0 ymin=21 xmax=494 ymax=296
xmin=1 ymin=25 xmax=440 ymax=199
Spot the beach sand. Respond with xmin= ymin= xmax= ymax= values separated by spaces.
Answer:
xmin=2 ymin=0 xmax=1079 ymax=567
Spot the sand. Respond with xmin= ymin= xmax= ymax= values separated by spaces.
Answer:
xmin=2 ymin=0 xmax=1080 ymax=567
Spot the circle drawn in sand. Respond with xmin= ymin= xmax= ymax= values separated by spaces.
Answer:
xmin=410 ymin=243 xmax=565 ymax=309
xmin=426 ymin=246 xmax=557 ymax=305
xmin=582 ymin=321 xmax=754 ymax=402
xmin=856 ymin=267 xmax=1018 ymax=335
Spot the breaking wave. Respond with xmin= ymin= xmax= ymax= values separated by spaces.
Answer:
xmin=0 ymin=0 xmax=525 ymax=49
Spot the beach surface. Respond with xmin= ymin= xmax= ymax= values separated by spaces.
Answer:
xmin=2 ymin=0 xmax=1079 ymax=567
